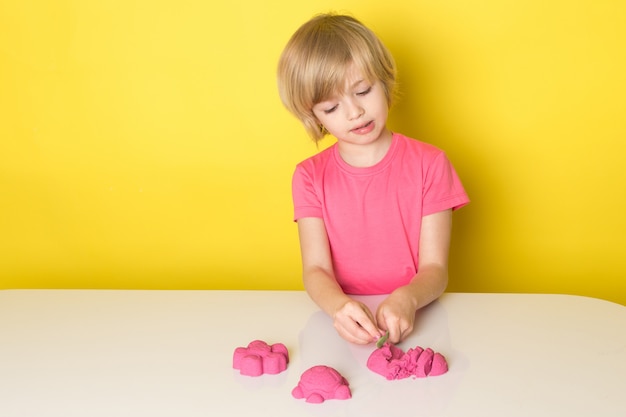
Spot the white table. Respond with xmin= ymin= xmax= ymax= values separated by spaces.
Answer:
xmin=0 ymin=290 xmax=624 ymax=416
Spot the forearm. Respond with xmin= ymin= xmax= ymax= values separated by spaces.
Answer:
xmin=401 ymin=209 xmax=452 ymax=311
xmin=302 ymin=266 xmax=352 ymax=318
xmin=402 ymin=263 xmax=449 ymax=312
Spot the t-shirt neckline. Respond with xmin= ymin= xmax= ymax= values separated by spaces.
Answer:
xmin=332 ymin=133 xmax=400 ymax=176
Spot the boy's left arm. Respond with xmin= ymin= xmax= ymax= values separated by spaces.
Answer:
xmin=376 ymin=209 xmax=452 ymax=343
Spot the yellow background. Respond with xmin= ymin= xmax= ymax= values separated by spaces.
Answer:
xmin=1 ymin=0 xmax=625 ymax=305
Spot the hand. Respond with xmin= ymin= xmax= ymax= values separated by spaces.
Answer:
xmin=375 ymin=286 xmax=418 ymax=344
xmin=332 ymin=299 xmax=383 ymax=344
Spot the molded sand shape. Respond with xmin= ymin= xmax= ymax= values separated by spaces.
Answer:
xmin=292 ymin=365 xmax=351 ymax=403
xmin=233 ymin=340 xmax=289 ymax=376
xmin=367 ymin=343 xmax=448 ymax=380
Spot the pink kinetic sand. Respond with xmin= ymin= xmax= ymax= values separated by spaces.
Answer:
xmin=367 ymin=343 xmax=448 ymax=380
xmin=232 ymin=340 xmax=289 ymax=376
xmin=292 ymin=365 xmax=352 ymax=403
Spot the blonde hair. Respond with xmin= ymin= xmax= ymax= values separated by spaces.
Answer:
xmin=277 ymin=13 xmax=397 ymax=142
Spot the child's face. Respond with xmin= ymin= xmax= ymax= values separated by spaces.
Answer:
xmin=312 ymin=65 xmax=390 ymax=147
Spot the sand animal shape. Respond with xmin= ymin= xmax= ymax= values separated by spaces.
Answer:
xmin=232 ymin=340 xmax=289 ymax=376
xmin=292 ymin=365 xmax=352 ymax=403
xmin=367 ymin=342 xmax=448 ymax=380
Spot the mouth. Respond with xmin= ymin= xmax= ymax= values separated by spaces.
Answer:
xmin=351 ymin=120 xmax=375 ymax=134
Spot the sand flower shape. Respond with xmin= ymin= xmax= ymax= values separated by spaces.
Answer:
xmin=232 ymin=340 xmax=289 ymax=376
xmin=292 ymin=365 xmax=352 ymax=403
xmin=367 ymin=343 xmax=448 ymax=380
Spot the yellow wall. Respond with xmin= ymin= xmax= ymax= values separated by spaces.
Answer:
xmin=1 ymin=1 xmax=625 ymax=305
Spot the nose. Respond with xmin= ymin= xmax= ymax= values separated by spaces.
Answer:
xmin=345 ymin=98 xmax=364 ymax=120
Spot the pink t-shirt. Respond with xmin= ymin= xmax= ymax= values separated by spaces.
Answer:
xmin=292 ymin=133 xmax=469 ymax=295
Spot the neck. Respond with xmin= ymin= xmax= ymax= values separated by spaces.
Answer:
xmin=338 ymin=129 xmax=393 ymax=168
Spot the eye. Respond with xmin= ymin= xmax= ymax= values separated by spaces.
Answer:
xmin=323 ymin=105 xmax=338 ymax=114
xmin=357 ymin=86 xmax=372 ymax=96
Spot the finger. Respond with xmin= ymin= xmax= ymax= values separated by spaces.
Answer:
xmin=357 ymin=318 xmax=382 ymax=342
xmin=388 ymin=323 xmax=402 ymax=344
xmin=399 ymin=326 xmax=412 ymax=342
xmin=377 ymin=311 xmax=402 ymax=344
xmin=350 ymin=310 xmax=381 ymax=343
xmin=335 ymin=319 xmax=375 ymax=344
xmin=347 ymin=303 xmax=381 ymax=341
xmin=336 ymin=301 xmax=382 ymax=343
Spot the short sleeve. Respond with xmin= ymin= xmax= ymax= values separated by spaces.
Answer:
xmin=422 ymin=151 xmax=469 ymax=216
xmin=292 ymin=163 xmax=323 ymax=221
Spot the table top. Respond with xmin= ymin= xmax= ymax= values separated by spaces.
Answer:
xmin=0 ymin=290 xmax=624 ymax=417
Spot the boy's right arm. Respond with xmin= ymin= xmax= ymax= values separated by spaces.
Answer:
xmin=297 ymin=217 xmax=382 ymax=344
